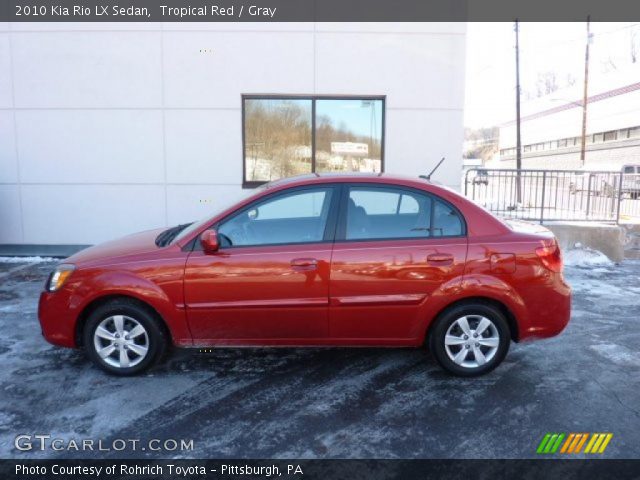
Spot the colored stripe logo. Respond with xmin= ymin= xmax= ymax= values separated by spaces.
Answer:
xmin=537 ymin=433 xmax=613 ymax=454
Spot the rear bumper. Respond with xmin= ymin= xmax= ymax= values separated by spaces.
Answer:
xmin=519 ymin=276 xmax=572 ymax=341
xmin=38 ymin=290 xmax=79 ymax=348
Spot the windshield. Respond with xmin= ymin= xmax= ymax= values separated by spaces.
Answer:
xmin=170 ymin=185 xmax=268 ymax=245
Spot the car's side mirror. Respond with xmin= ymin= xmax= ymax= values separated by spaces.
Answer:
xmin=200 ymin=230 xmax=220 ymax=254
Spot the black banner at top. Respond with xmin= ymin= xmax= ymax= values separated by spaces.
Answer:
xmin=2 ymin=0 xmax=640 ymax=22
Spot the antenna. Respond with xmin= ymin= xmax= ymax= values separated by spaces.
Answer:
xmin=420 ymin=157 xmax=445 ymax=181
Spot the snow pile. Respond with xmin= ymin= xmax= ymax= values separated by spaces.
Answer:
xmin=563 ymin=247 xmax=613 ymax=267
xmin=0 ymin=256 xmax=57 ymax=264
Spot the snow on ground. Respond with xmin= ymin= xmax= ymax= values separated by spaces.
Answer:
xmin=563 ymin=247 xmax=614 ymax=267
xmin=0 ymin=256 xmax=57 ymax=264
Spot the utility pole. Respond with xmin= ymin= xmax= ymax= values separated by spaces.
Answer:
xmin=515 ymin=19 xmax=522 ymax=203
xmin=580 ymin=16 xmax=591 ymax=166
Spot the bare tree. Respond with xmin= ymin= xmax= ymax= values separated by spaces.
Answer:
xmin=463 ymin=126 xmax=499 ymax=162
xmin=244 ymin=100 xmax=312 ymax=181
xmin=535 ymin=71 xmax=559 ymax=98
xmin=600 ymin=56 xmax=618 ymax=73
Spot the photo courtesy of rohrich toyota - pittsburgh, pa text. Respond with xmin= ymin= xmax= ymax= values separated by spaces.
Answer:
xmin=0 ymin=0 xmax=639 ymax=479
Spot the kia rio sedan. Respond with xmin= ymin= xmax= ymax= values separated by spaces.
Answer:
xmin=39 ymin=174 xmax=571 ymax=377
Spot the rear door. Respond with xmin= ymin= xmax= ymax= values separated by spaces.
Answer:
xmin=329 ymin=184 xmax=467 ymax=342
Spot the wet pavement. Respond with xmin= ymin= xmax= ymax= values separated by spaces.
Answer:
xmin=0 ymin=259 xmax=639 ymax=459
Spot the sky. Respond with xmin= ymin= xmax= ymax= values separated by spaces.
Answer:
xmin=315 ymin=99 xmax=383 ymax=140
xmin=464 ymin=22 xmax=640 ymax=129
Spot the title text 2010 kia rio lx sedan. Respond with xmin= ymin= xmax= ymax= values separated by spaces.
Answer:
xmin=38 ymin=174 xmax=571 ymax=377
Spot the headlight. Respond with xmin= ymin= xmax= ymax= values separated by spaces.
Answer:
xmin=46 ymin=264 xmax=75 ymax=292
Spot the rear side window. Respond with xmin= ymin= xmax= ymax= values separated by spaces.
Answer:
xmin=432 ymin=200 xmax=463 ymax=237
xmin=345 ymin=186 xmax=464 ymax=240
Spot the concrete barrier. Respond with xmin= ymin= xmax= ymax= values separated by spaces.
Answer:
xmin=621 ymin=224 xmax=640 ymax=260
xmin=545 ymin=222 xmax=626 ymax=263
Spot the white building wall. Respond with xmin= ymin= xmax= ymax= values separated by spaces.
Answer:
xmin=0 ymin=22 xmax=466 ymax=246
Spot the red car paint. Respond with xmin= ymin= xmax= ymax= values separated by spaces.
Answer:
xmin=38 ymin=174 xmax=571 ymax=349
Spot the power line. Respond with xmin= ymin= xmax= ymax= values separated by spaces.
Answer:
xmin=518 ymin=22 xmax=640 ymax=51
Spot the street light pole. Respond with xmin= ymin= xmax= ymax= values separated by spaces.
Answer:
xmin=515 ymin=19 xmax=522 ymax=203
xmin=580 ymin=16 xmax=591 ymax=166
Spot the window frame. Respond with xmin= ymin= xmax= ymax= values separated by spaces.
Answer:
xmin=241 ymin=94 xmax=386 ymax=188
xmin=334 ymin=183 xmax=468 ymax=243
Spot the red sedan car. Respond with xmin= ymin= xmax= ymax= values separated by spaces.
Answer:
xmin=39 ymin=174 xmax=571 ymax=377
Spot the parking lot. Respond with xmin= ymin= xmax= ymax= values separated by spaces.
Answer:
xmin=0 ymin=258 xmax=639 ymax=459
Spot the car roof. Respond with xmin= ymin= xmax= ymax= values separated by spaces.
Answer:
xmin=262 ymin=172 xmax=434 ymax=189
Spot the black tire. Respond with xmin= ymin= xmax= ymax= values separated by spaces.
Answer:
xmin=83 ymin=298 xmax=168 ymax=376
xmin=428 ymin=302 xmax=510 ymax=377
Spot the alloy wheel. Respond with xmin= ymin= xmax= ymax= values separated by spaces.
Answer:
xmin=93 ymin=315 xmax=150 ymax=369
xmin=444 ymin=315 xmax=500 ymax=369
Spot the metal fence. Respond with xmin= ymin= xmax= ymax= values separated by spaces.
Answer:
xmin=463 ymin=168 xmax=640 ymax=224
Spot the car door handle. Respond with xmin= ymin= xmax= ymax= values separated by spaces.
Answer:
xmin=291 ymin=258 xmax=318 ymax=269
xmin=427 ymin=253 xmax=454 ymax=264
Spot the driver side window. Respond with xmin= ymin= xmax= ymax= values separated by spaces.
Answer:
xmin=217 ymin=188 xmax=334 ymax=247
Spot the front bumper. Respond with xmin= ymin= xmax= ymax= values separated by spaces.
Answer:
xmin=38 ymin=290 xmax=79 ymax=348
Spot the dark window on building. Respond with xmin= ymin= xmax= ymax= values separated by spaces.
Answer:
xmin=603 ymin=130 xmax=617 ymax=142
xmin=243 ymin=96 xmax=385 ymax=187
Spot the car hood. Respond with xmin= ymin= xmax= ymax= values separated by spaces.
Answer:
xmin=65 ymin=227 xmax=166 ymax=266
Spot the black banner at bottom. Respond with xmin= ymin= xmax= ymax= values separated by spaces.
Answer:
xmin=1 ymin=459 xmax=639 ymax=480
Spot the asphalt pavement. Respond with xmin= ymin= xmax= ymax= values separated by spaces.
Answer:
xmin=0 ymin=259 xmax=638 ymax=459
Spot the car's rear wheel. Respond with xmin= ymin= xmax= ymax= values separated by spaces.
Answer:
xmin=429 ymin=303 xmax=510 ymax=377
xmin=83 ymin=299 xmax=167 ymax=376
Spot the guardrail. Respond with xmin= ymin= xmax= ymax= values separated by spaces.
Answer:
xmin=463 ymin=168 xmax=640 ymax=224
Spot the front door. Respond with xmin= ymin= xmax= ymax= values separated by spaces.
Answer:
xmin=329 ymin=184 xmax=467 ymax=342
xmin=184 ymin=186 xmax=337 ymax=343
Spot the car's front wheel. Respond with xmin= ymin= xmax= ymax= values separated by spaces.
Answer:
xmin=83 ymin=299 xmax=167 ymax=376
xmin=429 ymin=302 xmax=510 ymax=377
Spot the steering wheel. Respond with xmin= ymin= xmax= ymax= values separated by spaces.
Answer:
xmin=217 ymin=232 xmax=234 ymax=247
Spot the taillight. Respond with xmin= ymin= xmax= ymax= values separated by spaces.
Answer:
xmin=536 ymin=241 xmax=563 ymax=273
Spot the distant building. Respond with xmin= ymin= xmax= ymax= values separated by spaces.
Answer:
xmin=498 ymin=65 xmax=640 ymax=171
xmin=462 ymin=157 xmax=482 ymax=171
